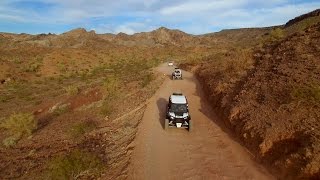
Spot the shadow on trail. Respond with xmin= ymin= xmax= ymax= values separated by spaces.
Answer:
xmin=157 ymin=98 xmax=167 ymax=130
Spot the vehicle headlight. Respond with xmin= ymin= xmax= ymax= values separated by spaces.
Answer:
xmin=183 ymin=113 xmax=189 ymax=119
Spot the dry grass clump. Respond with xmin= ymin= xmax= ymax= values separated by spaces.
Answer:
xmin=261 ymin=28 xmax=286 ymax=43
xmin=140 ymin=71 xmax=154 ymax=87
xmin=270 ymin=28 xmax=285 ymax=40
xmin=291 ymin=84 xmax=320 ymax=105
xmin=1 ymin=112 xmax=37 ymax=147
xmin=69 ymin=121 xmax=97 ymax=138
xmin=102 ymin=76 xmax=119 ymax=98
xmin=47 ymin=150 xmax=102 ymax=179
xmin=64 ymin=85 xmax=80 ymax=96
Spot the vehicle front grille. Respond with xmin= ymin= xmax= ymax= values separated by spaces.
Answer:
xmin=173 ymin=118 xmax=185 ymax=123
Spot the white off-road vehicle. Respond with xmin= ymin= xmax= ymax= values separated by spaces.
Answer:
xmin=168 ymin=61 xmax=174 ymax=66
xmin=165 ymin=92 xmax=192 ymax=131
xmin=172 ymin=68 xmax=182 ymax=80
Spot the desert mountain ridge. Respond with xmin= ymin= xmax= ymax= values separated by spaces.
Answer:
xmin=1 ymin=6 xmax=318 ymax=48
xmin=0 ymin=25 xmax=272 ymax=48
xmin=0 ymin=9 xmax=320 ymax=41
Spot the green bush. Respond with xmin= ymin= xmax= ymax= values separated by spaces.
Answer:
xmin=47 ymin=150 xmax=102 ymax=179
xmin=1 ymin=112 xmax=37 ymax=139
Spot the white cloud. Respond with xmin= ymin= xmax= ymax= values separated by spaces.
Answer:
xmin=160 ymin=0 xmax=247 ymax=15
xmin=0 ymin=0 xmax=319 ymax=34
xmin=93 ymin=21 xmax=156 ymax=34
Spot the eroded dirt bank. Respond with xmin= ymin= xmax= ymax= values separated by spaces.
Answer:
xmin=194 ymin=23 xmax=320 ymax=179
xmin=128 ymin=64 xmax=273 ymax=179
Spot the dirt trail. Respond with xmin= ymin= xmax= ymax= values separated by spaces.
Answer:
xmin=128 ymin=64 xmax=274 ymax=180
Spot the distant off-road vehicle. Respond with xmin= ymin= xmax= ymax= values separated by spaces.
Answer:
xmin=172 ymin=68 xmax=182 ymax=80
xmin=168 ymin=61 xmax=174 ymax=66
xmin=165 ymin=92 xmax=192 ymax=131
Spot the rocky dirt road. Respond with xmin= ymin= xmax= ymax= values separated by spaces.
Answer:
xmin=128 ymin=64 xmax=274 ymax=180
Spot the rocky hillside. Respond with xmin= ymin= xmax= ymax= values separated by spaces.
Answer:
xmin=285 ymin=10 xmax=320 ymax=36
xmin=285 ymin=9 xmax=320 ymax=28
xmin=199 ymin=27 xmax=272 ymax=48
xmin=230 ymin=22 xmax=320 ymax=179
xmin=192 ymin=9 xmax=320 ymax=179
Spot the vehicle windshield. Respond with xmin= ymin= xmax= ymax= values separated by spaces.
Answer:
xmin=170 ymin=103 xmax=187 ymax=113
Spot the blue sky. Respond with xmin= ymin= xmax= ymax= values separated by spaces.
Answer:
xmin=0 ymin=0 xmax=319 ymax=35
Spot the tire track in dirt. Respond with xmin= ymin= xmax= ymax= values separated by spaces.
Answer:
xmin=128 ymin=63 xmax=274 ymax=180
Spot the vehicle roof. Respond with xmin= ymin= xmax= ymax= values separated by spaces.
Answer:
xmin=170 ymin=94 xmax=187 ymax=104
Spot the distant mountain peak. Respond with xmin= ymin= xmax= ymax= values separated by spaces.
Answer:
xmin=63 ymin=28 xmax=88 ymax=35
xmin=157 ymin=27 xmax=169 ymax=31
xmin=117 ymin=32 xmax=128 ymax=36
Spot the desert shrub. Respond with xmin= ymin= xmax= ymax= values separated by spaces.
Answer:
xmin=69 ymin=121 xmax=96 ymax=138
xmin=51 ymin=103 xmax=70 ymax=116
xmin=291 ymin=85 xmax=320 ymax=104
xmin=0 ymin=95 xmax=12 ymax=103
xmin=57 ymin=62 xmax=67 ymax=73
xmin=13 ymin=57 xmax=22 ymax=64
xmin=102 ymin=76 xmax=119 ymax=98
xmin=2 ymin=136 xmax=18 ymax=148
xmin=0 ymin=113 xmax=37 ymax=142
xmin=64 ymin=85 xmax=79 ymax=96
xmin=140 ymin=72 xmax=154 ymax=87
xmin=48 ymin=103 xmax=71 ymax=116
xmin=91 ymin=64 xmax=111 ymax=76
xmin=269 ymin=28 xmax=285 ymax=41
xmin=25 ymin=62 xmax=42 ymax=73
xmin=47 ymin=150 xmax=102 ymax=179
xmin=5 ymin=81 xmax=35 ymax=101
xmin=100 ymin=100 xmax=114 ymax=116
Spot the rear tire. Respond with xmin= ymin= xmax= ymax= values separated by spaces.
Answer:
xmin=188 ymin=120 xmax=192 ymax=132
xmin=165 ymin=119 xmax=169 ymax=130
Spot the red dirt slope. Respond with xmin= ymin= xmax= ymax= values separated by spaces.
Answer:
xmin=196 ymin=22 xmax=320 ymax=179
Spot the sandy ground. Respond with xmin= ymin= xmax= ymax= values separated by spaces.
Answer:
xmin=128 ymin=63 xmax=274 ymax=180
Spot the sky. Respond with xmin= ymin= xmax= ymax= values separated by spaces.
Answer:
xmin=0 ymin=0 xmax=319 ymax=35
